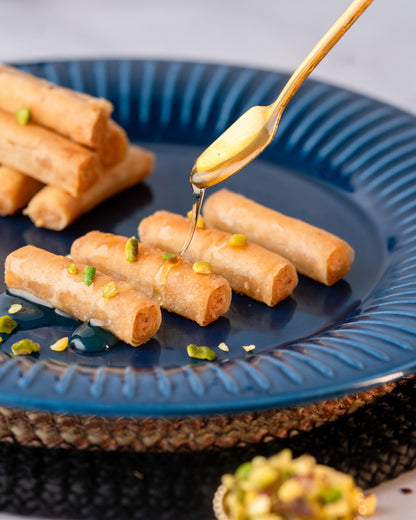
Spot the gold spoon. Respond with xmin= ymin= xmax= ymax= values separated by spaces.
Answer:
xmin=190 ymin=0 xmax=373 ymax=189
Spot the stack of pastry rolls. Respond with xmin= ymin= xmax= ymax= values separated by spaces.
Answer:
xmin=0 ymin=64 xmax=154 ymax=227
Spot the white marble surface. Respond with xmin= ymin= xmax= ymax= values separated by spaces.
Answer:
xmin=0 ymin=0 xmax=416 ymax=518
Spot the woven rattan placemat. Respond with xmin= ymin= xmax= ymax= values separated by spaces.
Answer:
xmin=0 ymin=376 xmax=415 ymax=518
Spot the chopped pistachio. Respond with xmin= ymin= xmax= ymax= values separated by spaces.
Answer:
xmin=235 ymin=462 xmax=253 ymax=480
xmin=218 ymin=342 xmax=229 ymax=352
xmin=318 ymin=487 xmax=343 ymax=504
xmin=125 ymin=236 xmax=139 ymax=262
xmin=221 ymin=449 xmax=375 ymax=520
xmin=50 ymin=337 xmax=69 ymax=352
xmin=227 ymin=234 xmax=248 ymax=247
xmin=102 ymin=281 xmax=118 ymax=299
xmin=11 ymin=338 xmax=40 ymax=356
xmin=82 ymin=266 xmax=96 ymax=286
xmin=162 ymin=253 xmax=177 ymax=261
xmin=186 ymin=210 xmax=206 ymax=229
xmin=0 ymin=315 xmax=18 ymax=334
xmin=15 ymin=107 xmax=31 ymax=125
xmin=243 ymin=344 xmax=256 ymax=352
xmin=277 ymin=478 xmax=304 ymax=502
xmin=67 ymin=263 xmax=77 ymax=274
xmin=193 ymin=261 xmax=212 ymax=274
xmin=187 ymin=344 xmax=217 ymax=361
xmin=8 ymin=303 xmax=23 ymax=314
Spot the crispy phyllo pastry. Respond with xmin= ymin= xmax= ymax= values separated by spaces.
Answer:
xmin=24 ymin=145 xmax=154 ymax=230
xmin=0 ymin=64 xmax=112 ymax=147
xmin=5 ymin=246 xmax=161 ymax=347
xmin=138 ymin=211 xmax=298 ymax=306
xmin=0 ymin=164 xmax=43 ymax=216
xmin=204 ymin=189 xmax=355 ymax=286
xmin=97 ymin=119 xmax=129 ymax=168
xmin=71 ymin=231 xmax=232 ymax=326
xmin=0 ymin=109 xmax=100 ymax=197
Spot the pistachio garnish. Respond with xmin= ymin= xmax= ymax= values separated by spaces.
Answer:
xmin=187 ymin=344 xmax=217 ymax=361
xmin=193 ymin=261 xmax=212 ymax=274
xmin=8 ymin=303 xmax=22 ymax=314
xmin=162 ymin=253 xmax=177 ymax=261
xmin=227 ymin=234 xmax=248 ymax=247
xmin=82 ymin=266 xmax=96 ymax=286
xmin=125 ymin=236 xmax=139 ymax=262
xmin=67 ymin=263 xmax=77 ymax=274
xmin=0 ymin=315 xmax=18 ymax=334
xmin=11 ymin=338 xmax=40 ymax=356
xmin=50 ymin=337 xmax=69 ymax=352
xmin=186 ymin=210 xmax=206 ymax=229
xmin=102 ymin=281 xmax=118 ymax=299
xmin=15 ymin=107 xmax=31 ymax=125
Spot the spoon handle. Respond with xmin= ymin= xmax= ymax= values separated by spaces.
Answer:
xmin=272 ymin=0 xmax=373 ymax=114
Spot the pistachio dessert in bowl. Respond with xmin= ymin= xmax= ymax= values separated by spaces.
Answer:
xmin=213 ymin=449 xmax=376 ymax=520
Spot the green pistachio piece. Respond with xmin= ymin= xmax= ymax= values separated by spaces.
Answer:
xmin=235 ymin=462 xmax=253 ymax=480
xmin=227 ymin=234 xmax=248 ymax=247
xmin=8 ymin=303 xmax=23 ymax=314
xmin=11 ymin=338 xmax=40 ymax=356
xmin=0 ymin=315 xmax=18 ymax=334
xmin=82 ymin=266 xmax=96 ymax=286
xmin=125 ymin=236 xmax=139 ymax=262
xmin=15 ymin=107 xmax=31 ymax=125
xmin=162 ymin=253 xmax=177 ymax=261
xmin=186 ymin=210 xmax=206 ymax=229
xmin=102 ymin=281 xmax=118 ymax=299
xmin=192 ymin=261 xmax=212 ymax=274
xmin=67 ymin=263 xmax=77 ymax=274
xmin=318 ymin=487 xmax=343 ymax=504
xmin=186 ymin=344 xmax=217 ymax=361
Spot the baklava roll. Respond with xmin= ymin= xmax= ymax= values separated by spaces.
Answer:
xmin=0 ymin=109 xmax=100 ymax=197
xmin=0 ymin=64 xmax=112 ymax=148
xmin=24 ymin=145 xmax=153 ymax=230
xmin=203 ymin=189 xmax=355 ymax=286
xmin=98 ymin=119 xmax=129 ymax=168
xmin=0 ymin=165 xmax=43 ymax=216
xmin=71 ymin=231 xmax=232 ymax=326
xmin=5 ymin=246 xmax=161 ymax=347
xmin=138 ymin=211 xmax=298 ymax=306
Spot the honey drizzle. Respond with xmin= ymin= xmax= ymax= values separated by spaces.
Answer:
xmin=178 ymin=184 xmax=205 ymax=260
xmin=152 ymin=256 xmax=182 ymax=306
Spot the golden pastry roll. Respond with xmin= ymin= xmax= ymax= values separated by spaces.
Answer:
xmin=203 ymin=189 xmax=355 ymax=286
xmin=4 ymin=245 xmax=161 ymax=347
xmin=0 ymin=64 xmax=112 ymax=148
xmin=98 ymin=119 xmax=129 ymax=168
xmin=0 ymin=109 xmax=100 ymax=197
xmin=24 ymin=145 xmax=154 ymax=230
xmin=71 ymin=231 xmax=232 ymax=326
xmin=0 ymin=164 xmax=43 ymax=216
xmin=138 ymin=211 xmax=298 ymax=306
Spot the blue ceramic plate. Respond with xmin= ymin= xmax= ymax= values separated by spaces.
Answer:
xmin=1 ymin=59 xmax=416 ymax=417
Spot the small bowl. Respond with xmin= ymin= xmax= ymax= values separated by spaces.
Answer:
xmin=212 ymin=484 xmax=228 ymax=520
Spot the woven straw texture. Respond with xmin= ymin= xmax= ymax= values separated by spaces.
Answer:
xmin=0 ymin=376 xmax=415 ymax=519
xmin=0 ymin=381 xmax=398 ymax=452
